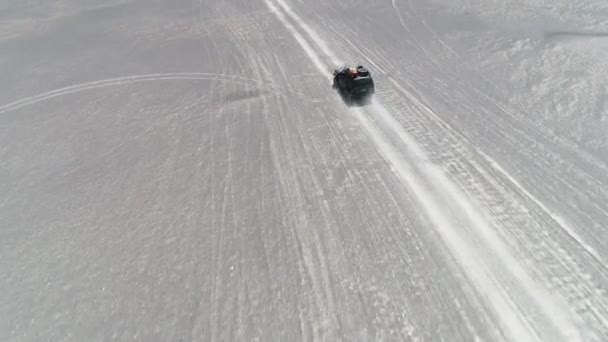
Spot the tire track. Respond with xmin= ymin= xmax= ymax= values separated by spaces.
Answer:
xmin=401 ymin=0 xmax=608 ymax=175
xmin=387 ymin=78 xmax=605 ymax=265
xmin=387 ymin=0 xmax=608 ymax=222
xmin=247 ymin=18 xmax=474 ymax=338
xmin=380 ymin=0 xmax=608 ymax=201
xmin=363 ymin=20 xmax=608 ymax=336
xmin=381 ymin=81 xmax=608 ymax=339
xmin=254 ymin=69 xmax=313 ymax=340
xmin=0 ymin=73 xmax=307 ymax=115
xmin=265 ymin=0 xmax=585 ymax=340
xmin=312 ymin=3 xmax=608 ymax=337
xmin=238 ymin=19 xmax=340 ymax=338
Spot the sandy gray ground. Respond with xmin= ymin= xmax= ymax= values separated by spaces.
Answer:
xmin=2 ymin=0 xmax=608 ymax=341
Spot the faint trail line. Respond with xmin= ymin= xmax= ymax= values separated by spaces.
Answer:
xmin=0 ymin=73 xmax=307 ymax=114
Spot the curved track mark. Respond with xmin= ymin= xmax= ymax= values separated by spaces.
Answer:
xmin=0 ymin=73 xmax=307 ymax=114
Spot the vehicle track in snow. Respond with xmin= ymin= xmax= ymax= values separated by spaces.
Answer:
xmin=380 ymin=82 xmax=608 ymax=336
xmin=0 ymin=73 xmax=308 ymax=115
xmin=326 ymin=1 xmax=608 ymax=338
xmin=225 ymin=2 xmax=509 ymax=339
xmin=229 ymin=14 xmax=424 ymax=339
xmin=267 ymin=0 xmax=608 ymax=340
xmin=392 ymin=0 xmax=608 ymax=235
xmin=3 ymin=0 xmax=608 ymax=341
xmin=385 ymin=0 xmax=608 ymax=267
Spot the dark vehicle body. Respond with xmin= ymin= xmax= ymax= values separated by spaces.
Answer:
xmin=332 ymin=65 xmax=375 ymax=106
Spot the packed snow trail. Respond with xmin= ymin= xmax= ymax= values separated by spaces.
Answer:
xmin=265 ymin=0 xmax=587 ymax=340
xmin=2 ymin=0 xmax=608 ymax=341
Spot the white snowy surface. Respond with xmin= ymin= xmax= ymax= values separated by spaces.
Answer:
xmin=1 ymin=0 xmax=608 ymax=341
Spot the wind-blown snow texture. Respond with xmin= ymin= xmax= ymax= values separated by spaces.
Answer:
xmin=2 ymin=0 xmax=608 ymax=341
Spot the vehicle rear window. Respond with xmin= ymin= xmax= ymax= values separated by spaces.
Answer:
xmin=353 ymin=78 xmax=373 ymax=88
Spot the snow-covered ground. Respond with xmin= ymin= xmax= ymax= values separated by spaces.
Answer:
xmin=1 ymin=0 xmax=608 ymax=341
